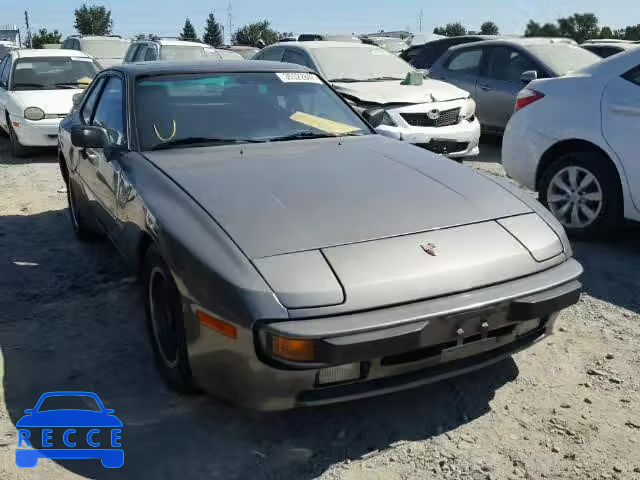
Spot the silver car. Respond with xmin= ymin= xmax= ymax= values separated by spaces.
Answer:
xmin=429 ymin=38 xmax=600 ymax=133
xmin=59 ymin=61 xmax=582 ymax=410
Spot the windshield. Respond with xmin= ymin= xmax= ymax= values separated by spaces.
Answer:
xmin=314 ymin=46 xmax=414 ymax=82
xmin=81 ymin=39 xmax=130 ymax=59
xmin=37 ymin=395 xmax=101 ymax=412
xmin=160 ymin=45 xmax=222 ymax=61
xmin=135 ymin=72 xmax=370 ymax=151
xmin=527 ymin=43 xmax=600 ymax=75
xmin=11 ymin=57 xmax=99 ymax=90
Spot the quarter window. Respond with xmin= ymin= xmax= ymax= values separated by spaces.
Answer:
xmin=256 ymin=48 xmax=284 ymax=61
xmin=144 ymin=46 xmax=158 ymax=61
xmin=92 ymin=77 xmax=125 ymax=145
xmin=446 ymin=49 xmax=483 ymax=75
xmin=623 ymin=65 xmax=640 ymax=86
xmin=0 ymin=56 xmax=9 ymax=87
xmin=81 ymin=77 xmax=105 ymax=124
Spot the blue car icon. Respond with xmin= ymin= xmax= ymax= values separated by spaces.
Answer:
xmin=16 ymin=391 xmax=123 ymax=468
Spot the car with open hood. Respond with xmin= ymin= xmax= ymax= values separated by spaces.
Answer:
xmin=253 ymin=41 xmax=480 ymax=159
xmin=0 ymin=49 xmax=100 ymax=157
xmin=58 ymin=60 xmax=582 ymax=410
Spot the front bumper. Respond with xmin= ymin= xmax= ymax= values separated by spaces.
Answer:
xmin=375 ymin=102 xmax=480 ymax=158
xmin=188 ymin=259 xmax=582 ymax=410
xmin=9 ymin=115 xmax=61 ymax=147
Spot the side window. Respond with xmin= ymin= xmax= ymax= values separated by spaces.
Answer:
xmin=0 ymin=56 xmax=11 ymax=87
xmin=92 ymin=76 xmax=125 ymax=145
xmin=257 ymin=48 xmax=284 ymax=62
xmin=81 ymin=77 xmax=105 ymax=124
xmin=124 ymin=44 xmax=140 ymax=62
xmin=486 ymin=47 xmax=538 ymax=83
xmin=144 ymin=46 xmax=158 ymax=61
xmin=282 ymin=49 xmax=312 ymax=68
xmin=61 ymin=39 xmax=70 ymax=49
xmin=0 ymin=56 xmax=8 ymax=87
xmin=445 ymin=49 xmax=483 ymax=75
xmin=622 ymin=65 xmax=640 ymax=86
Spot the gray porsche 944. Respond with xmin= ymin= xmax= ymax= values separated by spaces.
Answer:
xmin=58 ymin=61 xmax=582 ymax=410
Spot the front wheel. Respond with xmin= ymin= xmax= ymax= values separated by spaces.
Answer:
xmin=539 ymin=150 xmax=622 ymax=238
xmin=143 ymin=245 xmax=198 ymax=394
xmin=9 ymin=122 xmax=29 ymax=158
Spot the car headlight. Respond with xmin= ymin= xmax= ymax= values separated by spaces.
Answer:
xmin=24 ymin=107 xmax=45 ymax=121
xmin=460 ymin=98 xmax=477 ymax=119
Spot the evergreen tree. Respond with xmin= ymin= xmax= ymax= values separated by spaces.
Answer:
xmin=180 ymin=18 xmax=198 ymax=41
xmin=203 ymin=13 xmax=223 ymax=47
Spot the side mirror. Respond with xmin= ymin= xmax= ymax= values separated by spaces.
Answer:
xmin=105 ymin=409 xmax=115 ymax=414
xmin=362 ymin=108 xmax=385 ymax=128
xmin=24 ymin=409 xmax=34 ymax=415
xmin=72 ymin=93 xmax=84 ymax=106
xmin=520 ymin=70 xmax=538 ymax=84
xmin=71 ymin=125 xmax=110 ymax=149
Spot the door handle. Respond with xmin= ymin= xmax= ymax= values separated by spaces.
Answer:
xmin=81 ymin=149 xmax=98 ymax=164
xmin=478 ymin=84 xmax=493 ymax=92
xmin=610 ymin=104 xmax=640 ymax=116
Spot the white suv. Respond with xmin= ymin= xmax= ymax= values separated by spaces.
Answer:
xmin=124 ymin=38 xmax=222 ymax=63
xmin=502 ymin=48 xmax=640 ymax=237
xmin=61 ymin=35 xmax=131 ymax=68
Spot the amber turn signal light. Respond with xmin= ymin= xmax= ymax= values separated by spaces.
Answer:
xmin=271 ymin=336 xmax=315 ymax=362
xmin=196 ymin=310 xmax=237 ymax=339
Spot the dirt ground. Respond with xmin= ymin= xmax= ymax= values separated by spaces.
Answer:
xmin=0 ymin=137 xmax=639 ymax=480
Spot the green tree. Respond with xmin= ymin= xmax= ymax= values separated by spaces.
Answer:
xmin=599 ymin=26 xmax=614 ymax=39
xmin=74 ymin=4 xmax=113 ymax=35
xmin=433 ymin=22 xmax=467 ymax=37
xmin=621 ymin=24 xmax=640 ymax=40
xmin=557 ymin=13 xmax=600 ymax=43
xmin=525 ymin=20 xmax=560 ymax=37
xmin=203 ymin=13 xmax=223 ymax=46
xmin=31 ymin=28 xmax=62 ymax=49
xmin=479 ymin=21 xmax=499 ymax=35
xmin=232 ymin=20 xmax=279 ymax=46
xmin=180 ymin=18 xmax=198 ymax=41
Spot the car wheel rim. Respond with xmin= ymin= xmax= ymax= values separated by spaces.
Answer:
xmin=148 ymin=266 xmax=180 ymax=368
xmin=546 ymin=166 xmax=603 ymax=229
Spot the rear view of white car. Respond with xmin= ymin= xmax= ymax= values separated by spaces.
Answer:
xmin=0 ymin=49 xmax=99 ymax=156
xmin=502 ymin=48 xmax=640 ymax=237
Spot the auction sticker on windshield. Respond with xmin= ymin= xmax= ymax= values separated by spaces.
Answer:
xmin=276 ymin=72 xmax=322 ymax=83
xmin=290 ymin=111 xmax=361 ymax=135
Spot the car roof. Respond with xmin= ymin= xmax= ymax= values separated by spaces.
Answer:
xmin=149 ymin=39 xmax=207 ymax=47
xmin=583 ymin=42 xmax=636 ymax=49
xmin=107 ymin=60 xmax=311 ymax=77
xmin=77 ymin=36 xmax=130 ymax=43
xmin=14 ymin=48 xmax=93 ymax=58
xmin=274 ymin=41 xmax=373 ymax=50
xmin=448 ymin=37 xmax=578 ymax=51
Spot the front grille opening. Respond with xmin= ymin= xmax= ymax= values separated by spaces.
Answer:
xmin=416 ymin=140 xmax=469 ymax=155
xmin=381 ymin=324 xmax=517 ymax=367
xmin=400 ymin=108 xmax=461 ymax=127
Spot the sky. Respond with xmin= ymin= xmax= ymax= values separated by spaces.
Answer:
xmin=2 ymin=0 xmax=639 ymax=42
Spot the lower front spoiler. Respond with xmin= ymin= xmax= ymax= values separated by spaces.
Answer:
xmin=295 ymin=325 xmax=548 ymax=407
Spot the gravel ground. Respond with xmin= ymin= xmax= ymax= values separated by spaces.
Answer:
xmin=1 ymin=137 xmax=639 ymax=480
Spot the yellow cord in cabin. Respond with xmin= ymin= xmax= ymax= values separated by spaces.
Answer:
xmin=153 ymin=120 xmax=177 ymax=142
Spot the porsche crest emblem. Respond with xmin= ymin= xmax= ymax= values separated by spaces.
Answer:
xmin=421 ymin=243 xmax=437 ymax=256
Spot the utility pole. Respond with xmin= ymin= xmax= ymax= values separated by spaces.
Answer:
xmin=418 ymin=9 xmax=424 ymax=33
xmin=24 ymin=10 xmax=32 ymax=48
xmin=227 ymin=0 xmax=232 ymax=44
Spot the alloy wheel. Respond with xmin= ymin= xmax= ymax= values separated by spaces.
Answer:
xmin=546 ymin=166 xmax=603 ymax=229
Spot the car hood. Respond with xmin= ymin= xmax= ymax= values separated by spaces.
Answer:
xmin=16 ymin=410 xmax=123 ymax=427
xmin=95 ymin=57 xmax=124 ymax=68
xmin=10 ymin=89 xmax=83 ymax=115
xmin=143 ymin=135 xmax=532 ymax=260
xmin=331 ymin=79 xmax=470 ymax=104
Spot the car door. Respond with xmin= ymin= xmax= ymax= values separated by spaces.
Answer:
xmin=76 ymin=75 xmax=127 ymax=237
xmin=431 ymin=47 xmax=484 ymax=100
xmin=475 ymin=46 xmax=543 ymax=131
xmin=0 ymin=55 xmax=10 ymax=131
xmin=602 ymin=65 xmax=640 ymax=210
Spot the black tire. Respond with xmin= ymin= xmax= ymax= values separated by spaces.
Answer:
xmin=67 ymin=179 xmax=102 ymax=241
xmin=8 ymin=121 xmax=29 ymax=158
xmin=143 ymin=245 xmax=198 ymax=394
xmin=539 ymin=150 xmax=622 ymax=239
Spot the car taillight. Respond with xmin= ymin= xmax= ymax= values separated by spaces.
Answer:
xmin=515 ymin=89 xmax=545 ymax=112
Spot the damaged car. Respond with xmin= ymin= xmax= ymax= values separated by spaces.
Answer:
xmin=58 ymin=61 xmax=582 ymax=410
xmin=254 ymin=41 xmax=481 ymax=159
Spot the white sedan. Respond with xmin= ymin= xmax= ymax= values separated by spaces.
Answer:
xmin=0 ymin=49 xmax=100 ymax=157
xmin=502 ymin=48 xmax=640 ymax=237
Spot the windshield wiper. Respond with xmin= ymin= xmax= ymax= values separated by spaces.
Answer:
xmin=150 ymin=136 xmax=264 ymax=150
xmin=12 ymin=82 xmax=46 ymax=89
xmin=329 ymin=78 xmax=362 ymax=83
xmin=363 ymin=76 xmax=405 ymax=82
xmin=52 ymin=81 xmax=85 ymax=89
xmin=266 ymin=131 xmax=363 ymax=142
